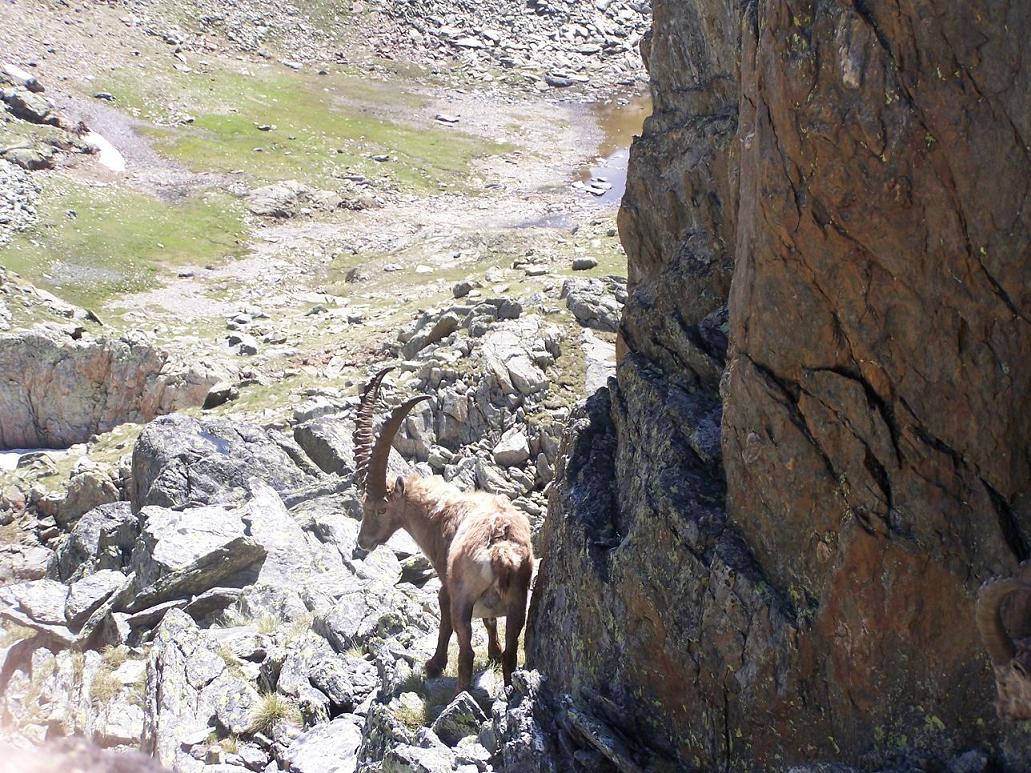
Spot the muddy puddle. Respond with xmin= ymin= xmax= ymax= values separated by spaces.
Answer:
xmin=515 ymin=93 xmax=651 ymax=229
xmin=575 ymin=93 xmax=652 ymax=205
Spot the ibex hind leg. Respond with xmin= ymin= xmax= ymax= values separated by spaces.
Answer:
xmin=503 ymin=585 xmax=528 ymax=687
xmin=483 ymin=617 xmax=502 ymax=663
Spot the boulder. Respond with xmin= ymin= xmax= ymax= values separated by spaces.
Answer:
xmin=2 ymin=146 xmax=54 ymax=170
xmin=1 ymin=87 xmax=59 ymax=125
xmin=492 ymin=428 xmax=530 ymax=468
xmin=492 ymin=671 xmax=557 ymax=773
xmin=127 ymin=501 xmax=267 ymax=611
xmin=65 ymin=569 xmax=127 ymax=629
xmin=382 ymin=744 xmax=455 ymax=773
xmin=1 ymin=578 xmax=68 ymax=626
xmin=58 ymin=469 xmax=120 ymax=526
xmin=281 ymin=715 xmax=363 ymax=773
xmin=246 ymin=180 xmax=312 ymax=217
xmin=560 ymin=277 xmax=625 ymax=333
xmin=430 ymin=691 xmax=486 ymax=746
xmin=293 ymin=414 xmax=414 ymax=482
xmin=143 ymin=609 xmax=261 ymax=772
xmin=0 ymin=327 xmax=221 ymax=450
xmin=131 ymin=414 xmax=314 ymax=510
xmin=48 ymin=502 xmax=138 ymax=582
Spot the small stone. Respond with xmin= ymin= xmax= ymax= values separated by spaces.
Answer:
xmin=203 ymin=382 xmax=240 ymax=409
xmin=572 ymin=257 xmax=598 ymax=271
xmin=493 ymin=428 xmax=531 ymax=468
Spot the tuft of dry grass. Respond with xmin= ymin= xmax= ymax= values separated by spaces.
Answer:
xmin=89 ymin=668 xmax=122 ymax=706
xmin=248 ymin=692 xmax=301 ymax=735
xmin=100 ymin=644 xmax=129 ymax=669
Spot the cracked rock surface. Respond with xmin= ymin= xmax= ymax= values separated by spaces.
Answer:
xmin=529 ymin=0 xmax=1031 ymax=770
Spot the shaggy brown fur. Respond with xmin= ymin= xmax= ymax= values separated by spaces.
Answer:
xmin=358 ymin=474 xmax=534 ymax=693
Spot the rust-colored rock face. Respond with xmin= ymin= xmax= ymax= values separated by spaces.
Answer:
xmin=529 ymin=0 xmax=1031 ymax=769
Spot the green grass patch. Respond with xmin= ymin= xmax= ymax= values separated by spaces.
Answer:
xmin=98 ymin=65 xmax=505 ymax=192
xmin=0 ymin=175 xmax=247 ymax=309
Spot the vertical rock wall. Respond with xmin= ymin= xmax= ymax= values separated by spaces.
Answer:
xmin=529 ymin=0 xmax=1031 ymax=768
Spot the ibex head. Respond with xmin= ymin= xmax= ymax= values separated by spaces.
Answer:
xmin=352 ymin=367 xmax=432 ymax=551
xmin=975 ymin=568 xmax=1031 ymax=720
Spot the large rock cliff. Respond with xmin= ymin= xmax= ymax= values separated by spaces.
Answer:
xmin=528 ymin=0 xmax=1031 ymax=769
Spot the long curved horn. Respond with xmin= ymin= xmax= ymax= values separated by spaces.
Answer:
xmin=353 ymin=367 xmax=393 ymax=492
xmin=366 ymin=395 xmax=433 ymax=501
xmin=976 ymin=577 xmax=1031 ymax=666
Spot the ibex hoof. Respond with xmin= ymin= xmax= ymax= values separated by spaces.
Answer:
xmin=425 ymin=657 xmax=445 ymax=678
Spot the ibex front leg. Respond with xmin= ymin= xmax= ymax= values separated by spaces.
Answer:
xmin=426 ymin=587 xmax=452 ymax=678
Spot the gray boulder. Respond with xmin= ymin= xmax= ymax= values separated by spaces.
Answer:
xmin=493 ymin=670 xmax=558 ymax=772
xmin=431 ymin=691 xmax=487 ymax=746
xmin=247 ymin=180 xmax=312 ymax=217
xmin=282 ymin=715 xmax=363 ymax=773
xmin=3 ymin=145 xmax=55 ymax=170
xmin=560 ymin=277 xmax=626 ymax=333
xmin=58 ymin=468 xmax=120 ymax=526
xmin=49 ymin=502 xmax=138 ymax=582
xmin=382 ymin=744 xmax=455 ymax=773
xmin=1 ymin=87 xmax=59 ymax=124
xmin=492 ymin=428 xmax=530 ymax=468
xmin=127 ymin=502 xmax=267 ymax=612
xmin=143 ymin=609 xmax=263 ymax=772
xmin=357 ymin=704 xmax=414 ymax=767
xmin=131 ymin=414 xmax=315 ymax=510
xmin=293 ymin=414 xmax=414 ymax=482
xmin=65 ymin=569 xmax=127 ymax=629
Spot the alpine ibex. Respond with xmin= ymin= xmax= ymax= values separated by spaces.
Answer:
xmin=352 ymin=368 xmax=535 ymax=693
xmin=975 ymin=561 xmax=1031 ymax=720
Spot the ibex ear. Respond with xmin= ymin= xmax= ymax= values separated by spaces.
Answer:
xmin=393 ymin=476 xmax=405 ymax=498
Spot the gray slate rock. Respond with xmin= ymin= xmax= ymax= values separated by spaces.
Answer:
xmin=127 ymin=502 xmax=267 ymax=611
xmin=282 ymin=715 xmax=363 ymax=773
xmin=58 ymin=468 xmax=120 ymax=526
xmin=49 ymin=502 xmax=138 ymax=582
xmin=131 ymin=414 xmax=314 ymax=510
xmin=382 ymin=744 xmax=455 ymax=773
xmin=65 ymin=569 xmax=127 ymax=629
xmin=431 ymin=691 xmax=487 ymax=746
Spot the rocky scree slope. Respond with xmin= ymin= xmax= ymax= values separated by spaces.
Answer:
xmin=0 ymin=287 xmax=628 ymax=770
xmin=528 ymin=0 xmax=1031 ymax=770
xmin=119 ymin=0 xmax=650 ymax=95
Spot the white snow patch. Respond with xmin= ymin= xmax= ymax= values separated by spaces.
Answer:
xmin=0 ymin=448 xmax=66 ymax=472
xmin=84 ymin=131 xmax=126 ymax=173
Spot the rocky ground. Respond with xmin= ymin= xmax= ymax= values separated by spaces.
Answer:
xmin=0 ymin=0 xmax=649 ymax=771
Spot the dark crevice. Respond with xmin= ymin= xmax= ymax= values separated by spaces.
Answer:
xmin=811 ymin=365 xmax=903 ymax=464
xmin=862 ymin=447 xmax=894 ymax=519
xmin=746 ymin=357 xmax=839 ymax=483
xmin=982 ymin=479 xmax=1029 ymax=562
